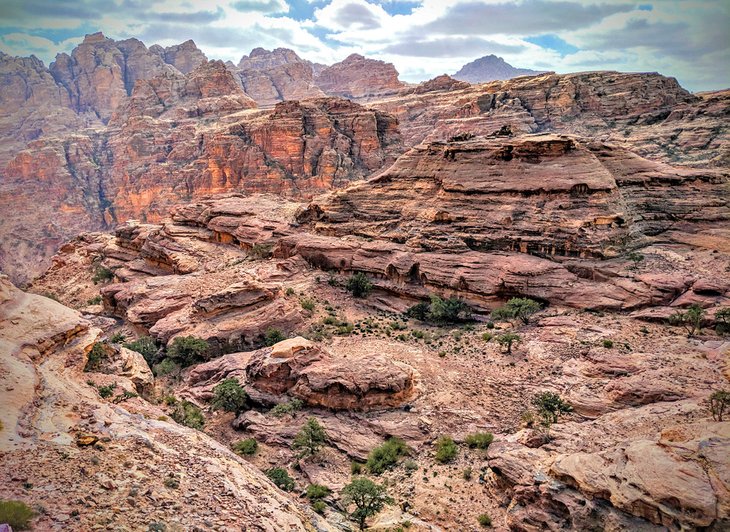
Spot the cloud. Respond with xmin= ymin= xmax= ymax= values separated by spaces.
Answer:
xmin=418 ymin=0 xmax=635 ymax=36
xmin=382 ymin=36 xmax=524 ymax=57
xmin=231 ymin=0 xmax=290 ymax=13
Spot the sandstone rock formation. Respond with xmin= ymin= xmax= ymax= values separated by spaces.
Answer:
xmin=315 ymin=54 xmax=406 ymax=99
xmin=453 ymin=54 xmax=547 ymax=83
xmin=236 ymin=47 xmax=325 ymax=106
xmin=150 ymin=39 xmax=207 ymax=74
xmin=0 ymin=274 xmax=324 ymax=530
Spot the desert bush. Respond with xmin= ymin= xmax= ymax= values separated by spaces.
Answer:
xmin=109 ymin=332 xmax=126 ymax=343
xmin=266 ymin=467 xmax=294 ymax=491
xmin=170 ymin=400 xmax=204 ymax=430
xmin=481 ymin=332 xmax=493 ymax=342
xmin=342 ymin=477 xmax=393 ymax=530
xmin=462 ymin=467 xmax=473 ymax=480
xmin=124 ymin=335 xmax=158 ymax=364
xmin=465 ymin=432 xmax=494 ymax=450
xmin=669 ymin=304 xmax=704 ymax=336
xmin=92 ymin=265 xmax=114 ymax=284
xmin=211 ymin=378 xmax=248 ymax=413
xmin=232 ymin=438 xmax=258 ymax=456
xmin=496 ymin=332 xmax=521 ymax=354
xmin=85 ymin=342 xmax=107 ymax=371
xmin=97 ymin=382 xmax=117 ymax=399
xmin=306 ymin=483 xmax=331 ymax=500
xmin=491 ymin=297 xmax=542 ymax=324
xmin=300 ymin=298 xmax=316 ymax=311
xmin=0 ymin=500 xmax=36 ymax=530
xmin=153 ymin=358 xmax=180 ymax=377
xmin=477 ymin=513 xmax=492 ymax=527
xmin=709 ymin=390 xmax=730 ymax=421
xmin=434 ymin=436 xmax=458 ymax=463
xmin=346 ymin=272 xmax=373 ymax=298
xmin=292 ymin=417 xmax=327 ymax=459
xmin=715 ymin=307 xmax=730 ymax=335
xmin=602 ymin=339 xmax=614 ymax=348
xmin=264 ymin=327 xmax=286 ymax=346
xmin=87 ymin=295 xmax=103 ymax=305
xmin=167 ymin=336 xmax=208 ymax=366
xmin=532 ymin=391 xmax=572 ymax=434
xmin=351 ymin=461 xmax=363 ymax=475
xmin=406 ymin=295 xmax=471 ymax=323
xmin=312 ymin=499 xmax=327 ymax=514
xmin=366 ymin=437 xmax=408 ymax=475
xmin=269 ymin=398 xmax=303 ymax=417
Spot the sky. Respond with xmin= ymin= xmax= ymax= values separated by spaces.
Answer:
xmin=0 ymin=0 xmax=727 ymax=92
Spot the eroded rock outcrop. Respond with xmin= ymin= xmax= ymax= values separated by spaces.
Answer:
xmin=315 ymin=54 xmax=406 ymax=99
xmin=0 ymin=275 xmax=323 ymax=530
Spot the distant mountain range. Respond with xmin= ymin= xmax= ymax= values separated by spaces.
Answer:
xmin=453 ymin=54 xmax=547 ymax=83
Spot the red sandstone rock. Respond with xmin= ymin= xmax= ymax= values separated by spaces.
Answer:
xmin=315 ymin=54 xmax=405 ymax=99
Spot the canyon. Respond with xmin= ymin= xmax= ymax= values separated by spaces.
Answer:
xmin=0 ymin=31 xmax=729 ymax=532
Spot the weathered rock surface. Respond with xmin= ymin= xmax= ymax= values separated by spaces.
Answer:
xmin=150 ymin=39 xmax=207 ymax=74
xmin=0 ymin=275 xmax=324 ymax=530
xmin=288 ymin=133 xmax=728 ymax=311
xmin=315 ymin=54 xmax=406 ymax=99
xmin=236 ymin=47 xmax=325 ymax=106
xmin=453 ymin=54 xmax=548 ymax=83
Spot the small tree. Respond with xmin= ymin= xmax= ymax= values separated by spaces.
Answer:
xmin=342 ymin=478 xmax=393 ymax=530
xmin=346 ymin=272 xmax=373 ymax=298
xmin=669 ymin=304 xmax=704 ymax=336
xmin=532 ymin=392 xmax=572 ymax=435
xmin=428 ymin=295 xmax=472 ymax=323
xmin=292 ymin=417 xmax=327 ymax=459
xmin=709 ymin=390 xmax=730 ymax=421
xmin=496 ymin=332 xmax=521 ymax=354
xmin=211 ymin=378 xmax=248 ymax=413
xmin=492 ymin=298 xmax=542 ymax=325
xmin=715 ymin=307 xmax=730 ymax=335
xmin=167 ymin=336 xmax=208 ymax=366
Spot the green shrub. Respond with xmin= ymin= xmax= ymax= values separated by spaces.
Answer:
xmin=306 ymin=483 xmax=331 ymax=500
xmin=532 ymin=391 xmax=572 ymax=433
xmin=434 ymin=436 xmax=458 ymax=463
xmin=366 ymin=437 xmax=408 ymax=475
xmin=342 ymin=478 xmax=393 ymax=530
xmin=602 ymin=339 xmax=614 ymax=348
xmin=351 ymin=461 xmax=363 ymax=475
xmin=124 ymin=336 xmax=158 ymax=364
xmin=312 ymin=500 xmax=327 ymax=514
xmin=87 ymin=295 xmax=103 ymax=305
xmin=477 ymin=513 xmax=492 ymax=527
xmin=153 ymin=358 xmax=180 ymax=377
xmin=170 ymin=400 xmax=204 ymax=430
xmin=285 ymin=287 xmax=295 ymax=296
xmin=346 ymin=272 xmax=373 ymax=298
xmin=715 ymin=307 xmax=730 ymax=335
xmin=462 ymin=467 xmax=473 ymax=480
xmin=211 ymin=378 xmax=248 ymax=413
xmin=232 ymin=438 xmax=258 ymax=456
xmin=406 ymin=295 xmax=471 ymax=324
xmin=264 ymin=327 xmax=286 ymax=346
xmin=269 ymin=398 xmax=304 ymax=417
xmin=85 ymin=341 xmax=108 ymax=371
xmin=0 ymin=500 xmax=36 ymax=530
xmin=481 ymin=332 xmax=493 ymax=342
xmin=465 ymin=432 xmax=494 ymax=450
xmin=167 ymin=336 xmax=208 ymax=366
xmin=292 ymin=417 xmax=328 ymax=458
xmin=403 ymin=459 xmax=418 ymax=473
xmin=266 ymin=468 xmax=294 ymax=491
xmin=97 ymin=382 xmax=117 ymax=399
xmin=300 ymin=298 xmax=316 ymax=311
xmin=491 ymin=297 xmax=542 ymax=324
xmin=92 ymin=265 xmax=114 ymax=284
xmin=109 ymin=332 xmax=126 ymax=343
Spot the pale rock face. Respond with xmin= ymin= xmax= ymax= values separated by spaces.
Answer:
xmin=314 ymin=53 xmax=406 ymax=99
xmin=150 ymin=39 xmax=208 ymax=74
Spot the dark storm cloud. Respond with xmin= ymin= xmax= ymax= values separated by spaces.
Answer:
xmin=581 ymin=18 xmax=730 ymax=60
xmin=336 ymin=2 xmax=382 ymax=30
xmin=419 ymin=0 xmax=634 ymax=35
xmin=0 ymin=0 xmax=108 ymax=20
xmin=382 ymin=36 xmax=524 ymax=57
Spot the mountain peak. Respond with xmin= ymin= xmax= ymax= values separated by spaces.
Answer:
xmin=454 ymin=54 xmax=547 ymax=83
